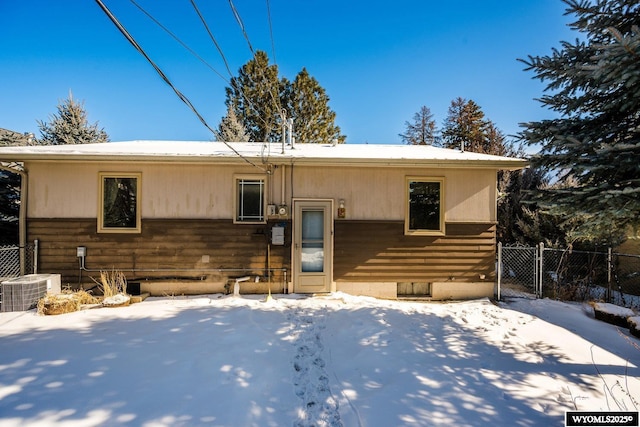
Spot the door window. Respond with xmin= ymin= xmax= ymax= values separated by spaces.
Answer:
xmin=301 ymin=209 xmax=324 ymax=272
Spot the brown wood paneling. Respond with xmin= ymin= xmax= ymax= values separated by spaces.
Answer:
xmin=334 ymin=221 xmax=496 ymax=283
xmin=27 ymin=218 xmax=291 ymax=287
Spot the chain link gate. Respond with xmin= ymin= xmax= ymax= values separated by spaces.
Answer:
xmin=497 ymin=243 xmax=540 ymax=298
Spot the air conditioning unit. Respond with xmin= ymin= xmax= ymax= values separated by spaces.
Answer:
xmin=1 ymin=275 xmax=49 ymax=312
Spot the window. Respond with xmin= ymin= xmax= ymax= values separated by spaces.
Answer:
xmin=234 ymin=176 xmax=266 ymax=223
xmin=405 ymin=177 xmax=444 ymax=235
xmin=98 ymin=173 xmax=141 ymax=233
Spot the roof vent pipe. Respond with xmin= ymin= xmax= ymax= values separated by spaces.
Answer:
xmin=460 ymin=140 xmax=465 ymax=152
xmin=281 ymin=109 xmax=287 ymax=154
xmin=287 ymin=118 xmax=294 ymax=149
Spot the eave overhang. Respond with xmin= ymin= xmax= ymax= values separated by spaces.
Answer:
xmin=0 ymin=141 xmax=529 ymax=171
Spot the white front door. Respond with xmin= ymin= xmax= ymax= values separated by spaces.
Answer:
xmin=293 ymin=200 xmax=333 ymax=293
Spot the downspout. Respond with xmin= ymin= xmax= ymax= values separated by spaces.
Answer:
xmin=281 ymin=164 xmax=286 ymax=205
xmin=19 ymin=174 xmax=27 ymax=274
xmin=281 ymin=163 xmax=288 ymax=293
xmin=290 ymin=160 xmax=295 ymax=202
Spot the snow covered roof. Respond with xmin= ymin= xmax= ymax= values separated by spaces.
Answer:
xmin=0 ymin=140 xmax=528 ymax=169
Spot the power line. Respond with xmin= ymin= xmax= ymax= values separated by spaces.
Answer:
xmin=129 ymin=0 xmax=228 ymax=83
xmin=95 ymin=0 xmax=266 ymax=171
xmin=128 ymin=0 xmax=273 ymax=142
xmin=118 ymin=1 xmax=284 ymax=146
xmin=189 ymin=0 xmax=233 ymax=77
xmin=228 ymin=0 xmax=254 ymax=55
xmin=265 ymin=0 xmax=277 ymax=64
xmin=187 ymin=0 xmax=278 ymax=135
xmin=264 ymin=0 xmax=283 ymax=145
xmin=225 ymin=0 xmax=284 ymax=140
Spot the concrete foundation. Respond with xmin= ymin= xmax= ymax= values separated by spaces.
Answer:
xmin=430 ymin=281 xmax=494 ymax=300
xmin=336 ymin=282 xmax=398 ymax=299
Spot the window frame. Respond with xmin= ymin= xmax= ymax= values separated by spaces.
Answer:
xmin=404 ymin=176 xmax=445 ymax=236
xmin=233 ymin=174 xmax=267 ymax=224
xmin=98 ymin=172 xmax=142 ymax=234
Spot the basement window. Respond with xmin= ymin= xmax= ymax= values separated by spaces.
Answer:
xmin=405 ymin=177 xmax=445 ymax=235
xmin=98 ymin=173 xmax=141 ymax=233
xmin=234 ymin=176 xmax=266 ymax=224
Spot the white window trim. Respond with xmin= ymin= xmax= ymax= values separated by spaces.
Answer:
xmin=404 ymin=176 xmax=445 ymax=236
xmin=98 ymin=172 xmax=142 ymax=234
xmin=233 ymin=174 xmax=267 ymax=224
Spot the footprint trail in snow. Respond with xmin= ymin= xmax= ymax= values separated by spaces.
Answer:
xmin=289 ymin=307 xmax=343 ymax=427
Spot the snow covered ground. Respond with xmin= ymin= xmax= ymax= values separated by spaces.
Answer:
xmin=0 ymin=293 xmax=638 ymax=427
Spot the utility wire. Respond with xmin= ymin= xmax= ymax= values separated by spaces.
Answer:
xmin=265 ymin=0 xmax=277 ymax=64
xmin=226 ymin=0 xmax=282 ymax=115
xmin=129 ymin=0 xmax=228 ymax=82
xmin=228 ymin=0 xmax=254 ymax=54
xmin=95 ymin=0 xmax=266 ymax=171
xmin=226 ymin=0 xmax=284 ymax=140
xmin=127 ymin=0 xmax=272 ymax=142
xmin=229 ymin=0 xmax=282 ymax=158
xmin=189 ymin=0 xmax=233 ymax=77
xmin=128 ymin=0 xmax=283 ymax=147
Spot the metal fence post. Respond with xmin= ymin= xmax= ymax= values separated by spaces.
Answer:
xmin=533 ymin=243 xmax=537 ymax=297
xmin=497 ymin=242 xmax=502 ymax=301
xmin=19 ymin=245 xmax=25 ymax=276
xmin=537 ymin=242 xmax=544 ymax=298
xmin=607 ymin=247 xmax=612 ymax=303
xmin=33 ymin=239 xmax=39 ymax=274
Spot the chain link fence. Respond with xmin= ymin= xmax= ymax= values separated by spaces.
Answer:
xmin=497 ymin=245 xmax=538 ymax=297
xmin=0 ymin=242 xmax=37 ymax=280
xmin=499 ymin=243 xmax=640 ymax=310
xmin=612 ymin=253 xmax=640 ymax=308
xmin=542 ymin=248 xmax=609 ymax=302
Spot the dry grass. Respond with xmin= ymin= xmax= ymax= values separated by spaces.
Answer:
xmin=38 ymin=294 xmax=79 ymax=315
xmin=92 ymin=270 xmax=131 ymax=307
xmin=93 ymin=270 xmax=128 ymax=298
xmin=74 ymin=289 xmax=100 ymax=305
xmin=37 ymin=289 xmax=101 ymax=315
xmin=37 ymin=273 xmax=131 ymax=315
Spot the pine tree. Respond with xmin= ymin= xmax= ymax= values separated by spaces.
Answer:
xmin=284 ymin=68 xmax=345 ymax=144
xmin=399 ymin=106 xmax=437 ymax=145
xmin=225 ymin=51 xmax=284 ymax=142
xmin=225 ymin=51 xmax=345 ymax=144
xmin=485 ymin=122 xmax=510 ymax=156
xmin=436 ymin=98 xmax=528 ymax=244
xmin=214 ymin=104 xmax=250 ymax=142
xmin=37 ymin=93 xmax=109 ymax=145
xmin=441 ymin=98 xmax=489 ymax=152
xmin=496 ymin=166 xmax=573 ymax=246
xmin=519 ymin=0 xmax=640 ymax=241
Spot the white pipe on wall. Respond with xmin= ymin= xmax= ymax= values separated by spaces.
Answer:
xmin=281 ymin=165 xmax=286 ymax=205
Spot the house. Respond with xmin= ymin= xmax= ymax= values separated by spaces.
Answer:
xmin=0 ymin=140 xmax=527 ymax=299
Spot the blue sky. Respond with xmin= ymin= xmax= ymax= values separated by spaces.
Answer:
xmin=0 ymin=1 xmax=576 ymax=145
